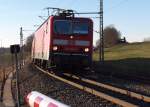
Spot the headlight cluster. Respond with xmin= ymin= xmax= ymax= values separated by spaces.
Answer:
xmin=84 ymin=48 xmax=89 ymax=52
xmin=53 ymin=46 xmax=58 ymax=51
xmin=53 ymin=46 xmax=90 ymax=52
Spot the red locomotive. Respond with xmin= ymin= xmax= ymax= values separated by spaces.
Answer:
xmin=32 ymin=10 xmax=93 ymax=69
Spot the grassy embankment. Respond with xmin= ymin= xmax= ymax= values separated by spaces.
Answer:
xmin=93 ymin=42 xmax=150 ymax=77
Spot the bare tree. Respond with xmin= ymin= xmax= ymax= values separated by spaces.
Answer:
xmin=24 ymin=34 xmax=34 ymax=53
xmin=104 ymin=25 xmax=121 ymax=47
xmin=96 ymin=25 xmax=121 ymax=49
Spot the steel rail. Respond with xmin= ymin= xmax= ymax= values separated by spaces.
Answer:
xmin=35 ymin=65 xmax=138 ymax=107
xmin=63 ymin=73 xmax=150 ymax=103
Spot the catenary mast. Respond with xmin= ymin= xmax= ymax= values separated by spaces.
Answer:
xmin=99 ymin=0 xmax=104 ymax=62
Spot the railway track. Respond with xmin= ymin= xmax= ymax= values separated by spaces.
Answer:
xmin=92 ymin=72 xmax=150 ymax=97
xmin=35 ymin=65 xmax=150 ymax=107
xmin=63 ymin=73 xmax=150 ymax=102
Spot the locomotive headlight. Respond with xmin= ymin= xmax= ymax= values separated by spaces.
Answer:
xmin=84 ymin=48 xmax=89 ymax=52
xmin=53 ymin=46 xmax=58 ymax=51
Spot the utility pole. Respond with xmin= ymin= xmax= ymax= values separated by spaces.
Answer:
xmin=99 ymin=0 xmax=104 ymax=62
xmin=15 ymin=49 xmax=20 ymax=107
xmin=20 ymin=27 xmax=24 ymax=68
xmin=10 ymin=45 xmax=21 ymax=107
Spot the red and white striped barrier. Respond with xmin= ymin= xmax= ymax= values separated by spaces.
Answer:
xmin=26 ymin=91 xmax=69 ymax=107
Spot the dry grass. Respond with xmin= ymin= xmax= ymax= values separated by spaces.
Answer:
xmin=0 ymin=66 xmax=13 ymax=83
xmin=93 ymin=42 xmax=150 ymax=77
xmin=0 ymin=68 xmax=5 ymax=82
xmin=93 ymin=42 xmax=150 ymax=61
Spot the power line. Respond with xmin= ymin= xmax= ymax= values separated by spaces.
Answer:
xmin=38 ymin=16 xmax=47 ymax=21
xmin=75 ymin=12 xmax=100 ymax=15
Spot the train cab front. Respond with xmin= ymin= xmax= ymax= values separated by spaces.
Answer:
xmin=50 ymin=17 xmax=93 ymax=69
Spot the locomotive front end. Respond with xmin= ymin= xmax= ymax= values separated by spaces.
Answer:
xmin=50 ymin=17 xmax=93 ymax=68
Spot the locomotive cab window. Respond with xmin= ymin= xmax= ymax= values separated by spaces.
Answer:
xmin=54 ymin=20 xmax=89 ymax=35
xmin=54 ymin=20 xmax=72 ymax=34
xmin=73 ymin=23 xmax=89 ymax=35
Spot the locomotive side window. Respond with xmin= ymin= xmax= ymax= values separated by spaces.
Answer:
xmin=54 ymin=20 xmax=72 ymax=34
xmin=73 ymin=23 xmax=88 ymax=34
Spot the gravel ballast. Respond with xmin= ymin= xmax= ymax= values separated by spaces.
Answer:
xmin=12 ymin=63 xmax=118 ymax=107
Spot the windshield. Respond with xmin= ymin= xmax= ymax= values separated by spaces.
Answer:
xmin=73 ymin=23 xmax=88 ymax=34
xmin=54 ymin=20 xmax=89 ymax=35
xmin=54 ymin=20 xmax=72 ymax=34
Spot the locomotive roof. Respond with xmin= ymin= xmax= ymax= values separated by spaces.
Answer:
xmin=34 ymin=16 xmax=92 ymax=33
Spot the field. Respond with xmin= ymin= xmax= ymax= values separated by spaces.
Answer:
xmin=0 ymin=51 xmax=30 ymax=67
xmin=0 ymin=53 xmax=13 ymax=67
xmin=93 ymin=42 xmax=150 ymax=77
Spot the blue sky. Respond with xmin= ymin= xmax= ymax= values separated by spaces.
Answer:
xmin=0 ymin=0 xmax=150 ymax=47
